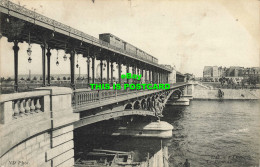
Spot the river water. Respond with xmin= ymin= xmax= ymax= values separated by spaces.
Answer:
xmin=75 ymin=100 xmax=260 ymax=167
xmin=164 ymin=100 xmax=260 ymax=167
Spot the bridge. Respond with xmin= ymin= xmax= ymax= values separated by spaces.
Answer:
xmin=0 ymin=1 xmax=193 ymax=166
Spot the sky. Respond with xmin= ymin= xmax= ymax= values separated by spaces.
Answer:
xmin=0 ymin=0 xmax=259 ymax=78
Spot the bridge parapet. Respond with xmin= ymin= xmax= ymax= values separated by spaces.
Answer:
xmin=0 ymin=87 xmax=79 ymax=166
xmin=73 ymin=87 xmax=162 ymax=112
xmin=0 ymin=90 xmax=51 ymax=164
xmin=0 ymin=90 xmax=50 ymax=124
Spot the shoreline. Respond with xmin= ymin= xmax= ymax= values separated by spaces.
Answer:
xmin=193 ymin=84 xmax=260 ymax=100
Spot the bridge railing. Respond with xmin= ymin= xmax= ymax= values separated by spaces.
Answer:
xmin=73 ymin=88 xmax=130 ymax=107
xmin=0 ymin=90 xmax=50 ymax=124
xmin=72 ymin=83 xmax=178 ymax=109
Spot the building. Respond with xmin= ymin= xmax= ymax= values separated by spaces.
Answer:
xmin=218 ymin=67 xmax=224 ymax=77
xmin=203 ymin=66 xmax=260 ymax=82
xmin=203 ymin=66 xmax=212 ymax=78
xmin=184 ymin=73 xmax=195 ymax=81
xmin=162 ymin=64 xmax=176 ymax=83
xmin=176 ymin=71 xmax=186 ymax=82
xmin=212 ymin=66 xmax=218 ymax=78
xmin=168 ymin=66 xmax=176 ymax=83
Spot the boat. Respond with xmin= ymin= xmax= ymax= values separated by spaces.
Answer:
xmin=75 ymin=149 xmax=140 ymax=167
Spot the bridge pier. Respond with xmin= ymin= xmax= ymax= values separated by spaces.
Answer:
xmin=181 ymin=84 xmax=194 ymax=100
xmin=38 ymin=87 xmax=79 ymax=167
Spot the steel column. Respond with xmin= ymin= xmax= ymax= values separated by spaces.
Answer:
xmin=92 ymin=56 xmax=95 ymax=83
xmin=100 ymin=60 xmax=103 ymax=83
xmin=149 ymin=70 xmax=151 ymax=83
xmin=111 ymin=61 xmax=114 ymax=84
xmin=118 ymin=61 xmax=121 ymax=84
xmin=46 ymin=48 xmax=51 ymax=86
xmin=40 ymin=43 xmax=46 ymax=87
xmin=13 ymin=41 xmax=19 ymax=92
xmin=107 ymin=59 xmax=110 ymax=83
xmin=70 ymin=50 xmax=75 ymax=89
xmin=87 ymin=57 xmax=90 ymax=83
xmin=126 ymin=63 xmax=129 ymax=84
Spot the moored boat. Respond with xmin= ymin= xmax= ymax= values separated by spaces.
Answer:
xmin=75 ymin=149 xmax=140 ymax=167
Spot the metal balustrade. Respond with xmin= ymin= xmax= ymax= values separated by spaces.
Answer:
xmin=72 ymin=83 xmax=178 ymax=109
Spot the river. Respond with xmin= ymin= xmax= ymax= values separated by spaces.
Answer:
xmin=75 ymin=100 xmax=260 ymax=167
xmin=164 ymin=100 xmax=260 ymax=167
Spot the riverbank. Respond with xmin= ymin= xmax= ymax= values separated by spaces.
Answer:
xmin=193 ymin=84 xmax=260 ymax=100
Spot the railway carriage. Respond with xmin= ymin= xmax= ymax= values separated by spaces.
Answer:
xmin=99 ymin=33 xmax=157 ymax=64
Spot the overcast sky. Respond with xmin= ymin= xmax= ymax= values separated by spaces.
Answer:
xmin=0 ymin=0 xmax=259 ymax=77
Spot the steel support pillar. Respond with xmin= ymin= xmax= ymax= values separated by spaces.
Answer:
xmin=70 ymin=50 xmax=75 ymax=89
xmin=13 ymin=41 xmax=19 ymax=92
xmin=100 ymin=60 xmax=103 ymax=83
xmin=40 ymin=43 xmax=46 ymax=87
xmin=92 ymin=56 xmax=95 ymax=83
xmin=111 ymin=61 xmax=114 ymax=84
xmin=107 ymin=59 xmax=110 ymax=83
xmin=126 ymin=63 xmax=129 ymax=84
xmin=87 ymin=57 xmax=90 ymax=84
xmin=46 ymin=48 xmax=51 ymax=86
xmin=118 ymin=61 xmax=121 ymax=84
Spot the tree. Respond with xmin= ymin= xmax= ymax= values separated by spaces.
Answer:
xmin=6 ymin=77 xmax=12 ymax=81
xmin=20 ymin=77 xmax=24 ymax=80
xmin=0 ymin=77 xmax=5 ymax=82
xmin=26 ymin=78 xmax=31 ymax=81
xmin=51 ymin=76 xmax=55 ymax=80
xmin=33 ymin=76 xmax=37 ymax=81
xmin=67 ymin=77 xmax=71 ymax=80
xmin=57 ymin=77 xmax=60 ymax=81
xmin=63 ymin=76 xmax=66 ymax=80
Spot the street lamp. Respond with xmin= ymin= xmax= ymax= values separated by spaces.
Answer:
xmin=27 ymin=32 xmax=32 ymax=63
xmin=63 ymin=54 xmax=67 ymax=61
xmin=63 ymin=44 xmax=67 ymax=61
xmin=56 ymin=50 xmax=59 ymax=66
xmin=76 ymin=54 xmax=79 ymax=68
xmin=27 ymin=45 xmax=32 ymax=56
xmin=28 ymin=57 xmax=32 ymax=63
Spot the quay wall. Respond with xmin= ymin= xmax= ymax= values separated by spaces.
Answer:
xmin=193 ymin=85 xmax=260 ymax=100
xmin=138 ymin=146 xmax=169 ymax=167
